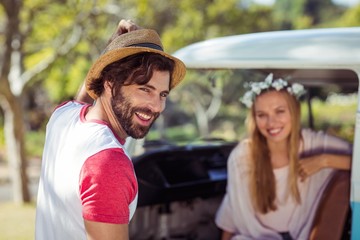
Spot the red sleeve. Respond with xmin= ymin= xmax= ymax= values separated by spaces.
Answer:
xmin=79 ymin=148 xmax=138 ymax=224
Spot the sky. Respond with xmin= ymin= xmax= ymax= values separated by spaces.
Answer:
xmin=253 ymin=0 xmax=360 ymax=7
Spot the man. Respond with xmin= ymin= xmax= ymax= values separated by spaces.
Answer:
xmin=35 ymin=20 xmax=186 ymax=240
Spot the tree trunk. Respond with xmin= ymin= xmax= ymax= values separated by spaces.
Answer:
xmin=0 ymin=95 xmax=31 ymax=203
xmin=0 ymin=0 xmax=30 ymax=204
xmin=193 ymin=98 xmax=210 ymax=138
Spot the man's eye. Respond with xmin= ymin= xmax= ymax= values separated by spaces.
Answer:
xmin=160 ymin=92 xmax=168 ymax=98
xmin=140 ymin=88 xmax=150 ymax=92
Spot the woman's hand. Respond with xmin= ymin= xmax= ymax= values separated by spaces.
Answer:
xmin=298 ymin=154 xmax=326 ymax=181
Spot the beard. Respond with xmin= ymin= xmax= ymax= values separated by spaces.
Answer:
xmin=111 ymin=92 xmax=160 ymax=139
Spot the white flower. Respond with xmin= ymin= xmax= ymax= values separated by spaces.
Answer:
xmin=264 ymin=73 xmax=273 ymax=85
xmin=240 ymin=91 xmax=255 ymax=108
xmin=291 ymin=83 xmax=305 ymax=97
xmin=259 ymin=81 xmax=270 ymax=90
xmin=287 ymin=87 xmax=293 ymax=95
xmin=271 ymin=79 xmax=287 ymax=91
xmin=251 ymin=83 xmax=262 ymax=95
xmin=240 ymin=73 xmax=306 ymax=108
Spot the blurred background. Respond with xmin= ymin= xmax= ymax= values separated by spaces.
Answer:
xmin=0 ymin=0 xmax=359 ymax=239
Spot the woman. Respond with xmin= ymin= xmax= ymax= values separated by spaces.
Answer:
xmin=215 ymin=74 xmax=352 ymax=240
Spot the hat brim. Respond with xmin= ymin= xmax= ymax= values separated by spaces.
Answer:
xmin=85 ymin=47 xmax=186 ymax=99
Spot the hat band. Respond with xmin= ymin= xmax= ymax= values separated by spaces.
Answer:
xmin=129 ymin=42 xmax=163 ymax=51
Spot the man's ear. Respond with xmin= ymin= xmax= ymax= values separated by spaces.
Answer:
xmin=104 ymin=81 xmax=113 ymax=95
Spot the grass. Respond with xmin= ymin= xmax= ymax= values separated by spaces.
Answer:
xmin=0 ymin=202 xmax=36 ymax=240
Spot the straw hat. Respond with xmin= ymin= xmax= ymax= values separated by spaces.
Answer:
xmin=84 ymin=29 xmax=186 ymax=99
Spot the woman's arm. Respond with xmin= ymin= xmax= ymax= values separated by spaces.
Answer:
xmin=299 ymin=129 xmax=353 ymax=181
xmin=322 ymin=153 xmax=352 ymax=170
xmin=298 ymin=153 xmax=351 ymax=181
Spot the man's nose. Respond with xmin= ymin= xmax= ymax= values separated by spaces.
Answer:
xmin=147 ymin=97 xmax=165 ymax=113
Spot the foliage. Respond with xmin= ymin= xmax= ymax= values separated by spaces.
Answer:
xmin=0 ymin=126 xmax=4 ymax=148
xmin=272 ymin=0 xmax=343 ymax=29
xmin=147 ymin=124 xmax=198 ymax=143
xmin=301 ymin=93 xmax=357 ymax=142
xmin=116 ymin=0 xmax=275 ymax=53
xmin=335 ymin=4 xmax=360 ymax=26
xmin=20 ymin=0 xmax=126 ymax=103
xmin=0 ymin=109 xmax=3 ymax=147
xmin=25 ymin=130 xmax=46 ymax=158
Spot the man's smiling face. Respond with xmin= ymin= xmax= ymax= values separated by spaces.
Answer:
xmin=111 ymin=70 xmax=170 ymax=139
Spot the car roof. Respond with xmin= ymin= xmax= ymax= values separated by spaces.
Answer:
xmin=173 ymin=27 xmax=360 ymax=90
xmin=173 ymin=27 xmax=360 ymax=69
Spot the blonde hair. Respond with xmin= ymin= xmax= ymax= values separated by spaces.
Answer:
xmin=247 ymin=89 xmax=302 ymax=214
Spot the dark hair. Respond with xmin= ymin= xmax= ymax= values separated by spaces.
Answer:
xmin=88 ymin=52 xmax=175 ymax=97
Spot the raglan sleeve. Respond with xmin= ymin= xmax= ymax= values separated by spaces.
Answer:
xmin=79 ymin=148 xmax=138 ymax=224
xmin=302 ymin=128 xmax=352 ymax=156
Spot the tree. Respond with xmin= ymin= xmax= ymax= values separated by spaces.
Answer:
xmin=1 ymin=0 xmax=31 ymax=203
xmin=335 ymin=4 xmax=360 ymax=26
xmin=118 ymin=0 xmax=274 ymax=53
xmin=0 ymin=0 xmax=132 ymax=203
xmin=273 ymin=0 xmax=345 ymax=29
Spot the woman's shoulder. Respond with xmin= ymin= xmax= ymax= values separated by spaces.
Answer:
xmin=301 ymin=128 xmax=332 ymax=142
xmin=301 ymin=128 xmax=352 ymax=154
xmin=231 ymin=139 xmax=250 ymax=155
xmin=301 ymin=128 xmax=348 ymax=142
xmin=301 ymin=127 xmax=321 ymax=137
xmin=228 ymin=139 xmax=251 ymax=168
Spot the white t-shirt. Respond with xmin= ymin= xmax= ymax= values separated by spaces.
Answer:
xmin=35 ymin=101 xmax=138 ymax=240
xmin=256 ymin=166 xmax=297 ymax=232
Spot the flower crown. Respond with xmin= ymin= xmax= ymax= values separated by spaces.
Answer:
xmin=240 ymin=73 xmax=306 ymax=108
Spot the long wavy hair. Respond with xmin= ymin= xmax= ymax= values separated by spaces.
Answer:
xmin=246 ymin=89 xmax=302 ymax=214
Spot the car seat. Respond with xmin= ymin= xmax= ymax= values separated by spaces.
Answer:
xmin=309 ymin=170 xmax=351 ymax=240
